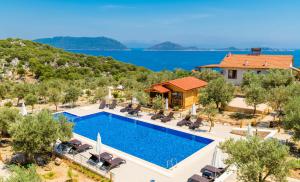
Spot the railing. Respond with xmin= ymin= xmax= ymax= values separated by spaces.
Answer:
xmin=55 ymin=145 xmax=114 ymax=181
xmin=166 ymin=158 xmax=178 ymax=169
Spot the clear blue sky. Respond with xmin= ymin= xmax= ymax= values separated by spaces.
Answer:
xmin=1 ymin=0 xmax=300 ymax=48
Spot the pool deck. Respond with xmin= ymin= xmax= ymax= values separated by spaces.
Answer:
xmin=61 ymin=104 xmax=253 ymax=182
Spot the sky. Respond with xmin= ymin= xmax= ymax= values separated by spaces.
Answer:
xmin=0 ymin=0 xmax=300 ymax=48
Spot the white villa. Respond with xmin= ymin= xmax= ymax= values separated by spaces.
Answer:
xmin=198 ymin=48 xmax=295 ymax=85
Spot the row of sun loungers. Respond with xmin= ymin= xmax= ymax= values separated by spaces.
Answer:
xmin=188 ymin=165 xmax=225 ymax=182
xmin=59 ymin=139 xmax=126 ymax=172
xmin=120 ymin=104 xmax=141 ymax=116
xmin=99 ymin=100 xmax=117 ymax=110
xmin=151 ymin=110 xmax=175 ymax=122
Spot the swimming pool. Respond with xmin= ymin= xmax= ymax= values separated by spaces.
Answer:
xmin=55 ymin=112 xmax=213 ymax=169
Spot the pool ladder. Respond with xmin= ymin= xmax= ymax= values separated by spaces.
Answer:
xmin=166 ymin=158 xmax=178 ymax=168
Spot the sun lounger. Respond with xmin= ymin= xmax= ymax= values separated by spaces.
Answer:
xmin=101 ymin=157 xmax=126 ymax=171
xmin=177 ymin=115 xmax=192 ymax=126
xmin=109 ymin=100 xmax=117 ymax=109
xmin=189 ymin=117 xmax=204 ymax=130
xmin=99 ymin=100 xmax=106 ymax=109
xmin=160 ymin=112 xmax=174 ymax=123
xmin=200 ymin=165 xmax=224 ymax=180
xmin=87 ymin=152 xmax=113 ymax=165
xmin=120 ymin=103 xmax=132 ymax=112
xmin=151 ymin=110 xmax=164 ymax=120
xmin=128 ymin=105 xmax=141 ymax=116
xmin=188 ymin=174 xmax=212 ymax=182
xmin=69 ymin=144 xmax=92 ymax=154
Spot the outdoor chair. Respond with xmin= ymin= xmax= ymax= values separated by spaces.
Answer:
xmin=200 ymin=165 xmax=224 ymax=180
xmin=101 ymin=157 xmax=126 ymax=171
xmin=99 ymin=100 xmax=106 ymax=109
xmin=69 ymin=144 xmax=92 ymax=155
xmin=151 ymin=110 xmax=164 ymax=120
xmin=189 ymin=117 xmax=204 ymax=130
xmin=188 ymin=174 xmax=212 ymax=182
xmin=120 ymin=103 xmax=132 ymax=112
xmin=160 ymin=112 xmax=174 ymax=123
xmin=177 ymin=115 xmax=192 ymax=126
xmin=109 ymin=100 xmax=117 ymax=109
xmin=128 ymin=105 xmax=141 ymax=116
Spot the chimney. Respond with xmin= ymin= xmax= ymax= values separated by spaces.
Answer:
xmin=227 ymin=52 xmax=232 ymax=57
xmin=251 ymin=48 xmax=261 ymax=55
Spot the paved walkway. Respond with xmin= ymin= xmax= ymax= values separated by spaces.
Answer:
xmin=0 ymin=162 xmax=10 ymax=180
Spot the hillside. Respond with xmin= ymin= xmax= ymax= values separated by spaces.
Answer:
xmin=34 ymin=36 xmax=128 ymax=50
xmin=0 ymin=38 xmax=149 ymax=81
xmin=147 ymin=41 xmax=198 ymax=51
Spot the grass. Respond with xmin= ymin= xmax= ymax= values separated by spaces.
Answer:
xmin=64 ymin=159 xmax=110 ymax=182
xmin=42 ymin=171 xmax=56 ymax=180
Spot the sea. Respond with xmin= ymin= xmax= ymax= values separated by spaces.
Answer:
xmin=69 ymin=50 xmax=300 ymax=71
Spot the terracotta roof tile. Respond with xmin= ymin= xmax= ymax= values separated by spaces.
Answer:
xmin=217 ymin=54 xmax=293 ymax=69
xmin=167 ymin=76 xmax=207 ymax=91
xmin=152 ymin=85 xmax=170 ymax=93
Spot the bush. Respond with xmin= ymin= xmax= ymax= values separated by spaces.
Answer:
xmin=42 ymin=171 xmax=56 ymax=180
xmin=4 ymin=101 xmax=13 ymax=107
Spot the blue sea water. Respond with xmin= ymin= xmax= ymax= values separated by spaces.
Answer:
xmin=55 ymin=112 xmax=213 ymax=169
xmin=69 ymin=50 xmax=300 ymax=71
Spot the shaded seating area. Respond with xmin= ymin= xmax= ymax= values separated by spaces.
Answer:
xmin=101 ymin=157 xmax=126 ymax=171
xmin=177 ymin=115 xmax=192 ymax=126
xmin=189 ymin=117 xmax=204 ymax=130
xmin=87 ymin=152 xmax=113 ymax=166
xmin=99 ymin=100 xmax=106 ymax=109
xmin=160 ymin=112 xmax=174 ymax=123
xmin=151 ymin=110 xmax=164 ymax=120
xmin=120 ymin=103 xmax=132 ymax=112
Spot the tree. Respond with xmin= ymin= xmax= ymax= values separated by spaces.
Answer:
xmin=48 ymin=88 xmax=62 ymax=111
xmin=192 ymin=69 xmax=222 ymax=82
xmin=9 ymin=110 xmax=73 ymax=161
xmin=284 ymin=96 xmax=300 ymax=140
xmin=134 ymin=91 xmax=149 ymax=106
xmin=267 ymin=86 xmax=290 ymax=122
xmin=4 ymin=165 xmax=41 ymax=182
xmin=200 ymin=77 xmax=234 ymax=112
xmin=262 ymin=69 xmax=294 ymax=89
xmin=93 ymin=87 xmax=107 ymax=103
xmin=152 ymin=95 xmax=165 ymax=113
xmin=220 ymin=136 xmax=291 ymax=182
xmin=63 ymin=86 xmax=81 ymax=107
xmin=24 ymin=93 xmax=38 ymax=112
xmin=13 ymin=83 xmax=31 ymax=105
xmin=0 ymin=107 xmax=21 ymax=137
xmin=242 ymin=71 xmax=262 ymax=88
xmin=202 ymin=102 xmax=218 ymax=132
xmin=244 ymin=83 xmax=266 ymax=115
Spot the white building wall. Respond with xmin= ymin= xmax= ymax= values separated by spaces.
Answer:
xmin=222 ymin=68 xmax=268 ymax=85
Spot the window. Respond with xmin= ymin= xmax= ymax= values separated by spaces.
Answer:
xmin=228 ymin=70 xmax=237 ymax=79
xmin=257 ymin=70 xmax=261 ymax=74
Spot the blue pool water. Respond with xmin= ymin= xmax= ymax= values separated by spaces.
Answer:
xmin=55 ymin=112 xmax=213 ymax=169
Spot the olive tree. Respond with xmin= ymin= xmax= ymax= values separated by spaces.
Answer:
xmin=220 ymin=136 xmax=291 ymax=182
xmin=244 ymin=83 xmax=266 ymax=115
xmin=9 ymin=110 xmax=73 ymax=161
xmin=93 ymin=87 xmax=107 ymax=103
xmin=284 ymin=96 xmax=300 ymax=140
xmin=202 ymin=102 xmax=218 ymax=132
xmin=4 ymin=165 xmax=41 ymax=182
xmin=24 ymin=93 xmax=38 ymax=112
xmin=63 ymin=86 xmax=81 ymax=107
xmin=48 ymin=88 xmax=62 ymax=111
xmin=200 ymin=77 xmax=234 ymax=112
xmin=152 ymin=95 xmax=165 ymax=113
xmin=0 ymin=107 xmax=21 ymax=137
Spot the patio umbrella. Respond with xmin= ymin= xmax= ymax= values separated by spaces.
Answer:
xmin=107 ymin=86 xmax=113 ymax=100
xmin=96 ymin=132 xmax=102 ymax=155
xmin=165 ymin=98 xmax=168 ymax=110
xmin=132 ymin=97 xmax=138 ymax=104
xmin=21 ymin=102 xmax=27 ymax=116
xmin=211 ymin=146 xmax=224 ymax=168
xmin=191 ymin=103 xmax=197 ymax=115
xmin=247 ymin=123 xmax=253 ymax=136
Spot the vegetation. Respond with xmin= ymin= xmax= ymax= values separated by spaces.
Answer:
xmin=244 ymin=83 xmax=266 ymax=115
xmin=151 ymin=95 xmax=165 ymax=112
xmin=24 ymin=93 xmax=38 ymax=112
xmin=63 ymin=86 xmax=81 ymax=107
xmin=199 ymin=77 xmax=234 ymax=112
xmin=9 ymin=110 xmax=73 ymax=161
xmin=0 ymin=107 xmax=21 ymax=137
xmin=220 ymin=136 xmax=292 ymax=182
xmin=284 ymin=96 xmax=300 ymax=140
xmin=4 ymin=165 xmax=41 ymax=182
xmin=202 ymin=102 xmax=218 ymax=132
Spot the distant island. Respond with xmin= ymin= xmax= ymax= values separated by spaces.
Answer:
xmin=34 ymin=36 xmax=128 ymax=50
xmin=147 ymin=41 xmax=199 ymax=51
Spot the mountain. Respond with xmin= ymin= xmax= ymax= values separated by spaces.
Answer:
xmin=34 ymin=36 xmax=128 ymax=50
xmin=147 ymin=41 xmax=198 ymax=51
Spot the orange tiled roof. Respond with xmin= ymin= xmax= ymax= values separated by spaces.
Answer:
xmin=151 ymin=85 xmax=170 ymax=93
xmin=166 ymin=76 xmax=207 ymax=91
xmin=198 ymin=54 xmax=293 ymax=69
